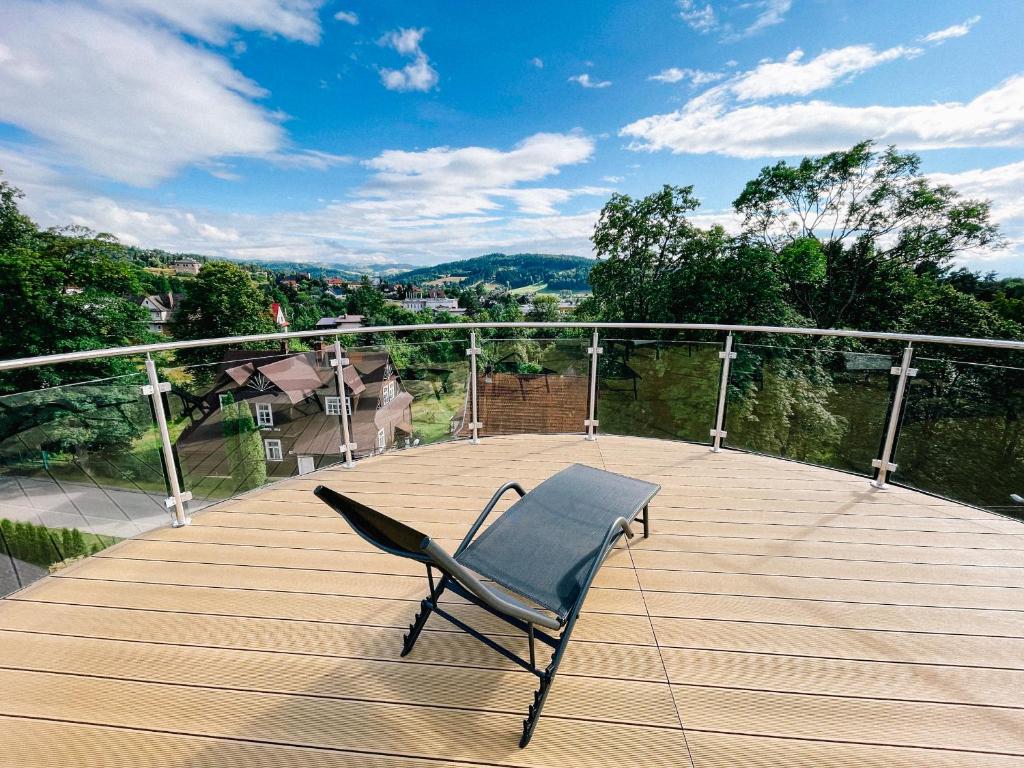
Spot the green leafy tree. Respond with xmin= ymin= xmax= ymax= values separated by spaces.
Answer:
xmin=732 ymin=141 xmax=1003 ymax=330
xmin=526 ymin=294 xmax=560 ymax=323
xmin=172 ymin=261 xmax=277 ymax=365
xmin=220 ymin=392 xmax=267 ymax=493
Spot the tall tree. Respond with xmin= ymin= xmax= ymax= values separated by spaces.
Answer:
xmin=171 ymin=261 xmax=277 ymax=364
xmin=732 ymin=141 xmax=1003 ymax=330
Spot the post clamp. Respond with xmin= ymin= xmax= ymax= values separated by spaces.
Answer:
xmin=468 ymin=421 xmax=483 ymax=430
xmin=164 ymin=491 xmax=193 ymax=508
xmin=141 ymin=381 xmax=172 ymax=396
xmin=584 ymin=419 xmax=599 ymax=427
xmin=586 ymin=347 xmax=604 ymax=355
xmin=719 ymin=351 xmax=737 ymax=360
xmin=709 ymin=428 xmax=727 ymax=438
xmin=330 ymin=357 xmax=350 ymax=368
xmin=871 ymin=459 xmax=898 ymax=472
xmin=465 ymin=347 xmax=482 ymax=356
xmin=890 ymin=366 xmax=917 ymax=377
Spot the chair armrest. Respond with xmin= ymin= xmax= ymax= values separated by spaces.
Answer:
xmin=424 ymin=540 xmax=561 ymax=631
xmin=455 ymin=480 xmax=526 ymax=556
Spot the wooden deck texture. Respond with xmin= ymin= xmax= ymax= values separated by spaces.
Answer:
xmin=1 ymin=434 xmax=1022 ymax=767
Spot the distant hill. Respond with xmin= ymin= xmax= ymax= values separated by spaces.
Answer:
xmin=394 ymin=253 xmax=594 ymax=291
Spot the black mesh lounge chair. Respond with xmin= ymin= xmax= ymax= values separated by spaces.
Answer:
xmin=314 ymin=463 xmax=660 ymax=747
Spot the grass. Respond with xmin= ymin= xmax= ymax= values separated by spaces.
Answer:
xmin=403 ymin=371 xmax=469 ymax=445
xmin=509 ymin=282 xmax=547 ymax=296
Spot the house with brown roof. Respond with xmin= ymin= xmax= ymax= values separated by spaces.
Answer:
xmin=174 ymin=347 xmax=413 ymax=491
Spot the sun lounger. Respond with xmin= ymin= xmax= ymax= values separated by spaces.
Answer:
xmin=314 ymin=462 xmax=659 ymax=746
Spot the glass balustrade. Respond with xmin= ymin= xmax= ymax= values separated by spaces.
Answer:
xmin=475 ymin=336 xmax=590 ymax=436
xmin=597 ymin=338 xmax=722 ymax=444
xmin=0 ymin=371 xmax=171 ymax=596
xmin=0 ymin=324 xmax=1019 ymax=598
xmin=893 ymin=354 xmax=1024 ymax=518
xmin=724 ymin=340 xmax=898 ymax=475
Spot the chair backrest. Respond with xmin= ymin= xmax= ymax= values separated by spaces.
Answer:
xmin=314 ymin=485 xmax=432 ymax=563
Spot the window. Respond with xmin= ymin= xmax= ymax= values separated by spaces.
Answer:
xmin=218 ymin=394 xmax=232 ymax=409
xmin=264 ymin=439 xmax=283 ymax=462
xmin=255 ymin=403 xmax=273 ymax=427
xmin=326 ymin=396 xmax=352 ymax=416
xmin=384 ymin=362 xmax=393 ymax=379
xmin=382 ymin=381 xmax=396 ymax=406
xmin=376 ymin=429 xmax=386 ymax=450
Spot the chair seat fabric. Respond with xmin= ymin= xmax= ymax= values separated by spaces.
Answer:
xmin=456 ymin=463 xmax=659 ymax=619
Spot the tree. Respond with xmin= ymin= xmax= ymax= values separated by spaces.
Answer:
xmin=0 ymin=174 xmax=36 ymax=249
xmin=220 ymin=392 xmax=267 ymax=493
xmin=732 ymin=141 xmax=1003 ymax=330
xmin=590 ymin=185 xmax=704 ymax=322
xmin=0 ymin=194 xmax=155 ymax=390
xmin=526 ymin=294 xmax=560 ymax=323
xmin=172 ymin=261 xmax=277 ymax=344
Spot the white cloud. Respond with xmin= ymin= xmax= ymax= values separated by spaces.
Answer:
xmin=623 ymin=75 xmax=1024 ymax=157
xmin=334 ymin=9 xmax=358 ymax=25
xmin=677 ymin=1 xmax=717 ymax=33
xmin=98 ymin=0 xmax=325 ymax=44
xmin=4 ymin=133 xmax=606 ymax=264
xmin=264 ymin=149 xmax=355 ymax=170
xmin=602 ymin=175 xmax=624 ymax=183
xmin=734 ymin=0 xmax=791 ymax=39
xmin=649 ymin=67 xmax=724 ymax=86
xmin=379 ymin=28 xmax=439 ymax=92
xmin=729 ymin=44 xmax=920 ymax=100
xmin=922 ymin=16 xmax=980 ymax=44
xmin=0 ymin=1 xmax=284 ymax=185
xmin=678 ymin=0 xmax=791 ymax=40
xmin=930 ymin=161 xmax=1024 ymax=228
xmin=569 ymin=73 xmax=612 ymax=89
xmin=530 ymin=57 xmax=544 ymax=69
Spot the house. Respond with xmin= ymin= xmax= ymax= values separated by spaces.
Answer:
xmin=270 ymin=302 xmax=289 ymax=329
xmin=325 ymin=277 xmax=347 ymax=288
xmin=171 ymin=257 xmax=201 ymax=275
xmin=315 ymin=314 xmax=365 ymax=332
xmin=139 ymin=292 xmax=180 ymax=334
xmin=451 ymin=371 xmax=589 ymax=437
xmin=400 ymin=296 xmax=465 ymax=314
xmin=174 ymin=347 xmax=413 ymax=488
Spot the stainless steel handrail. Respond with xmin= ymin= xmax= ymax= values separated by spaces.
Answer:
xmin=0 ymin=322 xmax=1022 ymax=372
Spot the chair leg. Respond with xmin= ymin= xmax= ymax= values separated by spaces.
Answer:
xmin=520 ymin=670 xmax=555 ymax=747
xmin=402 ymin=571 xmax=449 ymax=657
xmin=520 ymin=618 xmax=576 ymax=747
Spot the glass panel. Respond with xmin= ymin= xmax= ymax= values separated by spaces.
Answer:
xmin=352 ymin=339 xmax=469 ymax=451
xmin=166 ymin=345 xmax=340 ymax=510
xmin=894 ymin=356 xmax=1024 ymax=517
xmin=725 ymin=342 xmax=896 ymax=474
xmin=597 ymin=339 xmax=722 ymax=443
xmin=167 ymin=340 xmax=471 ymax=504
xmin=475 ymin=337 xmax=590 ymax=435
xmin=0 ymin=372 xmax=168 ymax=596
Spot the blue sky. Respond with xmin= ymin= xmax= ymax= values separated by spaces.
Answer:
xmin=1 ymin=0 xmax=1022 ymax=272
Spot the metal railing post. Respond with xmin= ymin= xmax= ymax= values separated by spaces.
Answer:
xmin=871 ymin=343 xmax=917 ymax=489
xmin=144 ymin=355 xmax=189 ymax=527
xmin=710 ymin=333 xmax=736 ymax=453
xmin=584 ymin=330 xmax=602 ymax=441
xmin=332 ymin=337 xmax=356 ymax=468
xmin=466 ymin=331 xmax=482 ymax=444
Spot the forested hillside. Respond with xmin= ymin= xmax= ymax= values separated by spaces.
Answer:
xmin=394 ymin=253 xmax=593 ymax=290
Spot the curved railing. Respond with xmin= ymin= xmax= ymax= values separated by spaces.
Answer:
xmin=0 ymin=322 xmax=1021 ymax=595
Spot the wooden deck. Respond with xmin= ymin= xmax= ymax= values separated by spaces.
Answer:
xmin=1 ymin=434 xmax=1023 ymax=767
